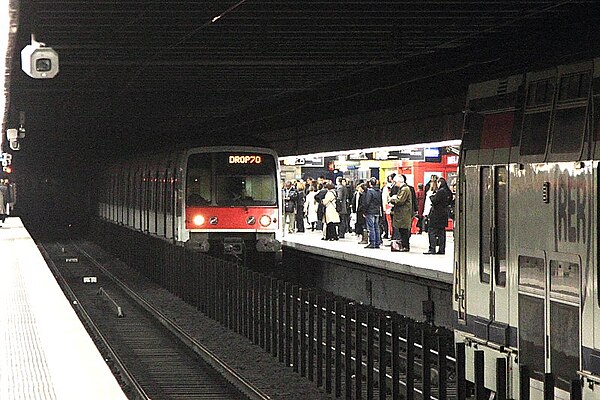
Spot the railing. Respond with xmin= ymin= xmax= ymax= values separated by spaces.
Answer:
xmin=91 ymin=219 xmax=458 ymax=399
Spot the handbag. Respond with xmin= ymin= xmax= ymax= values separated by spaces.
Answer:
xmin=391 ymin=240 xmax=403 ymax=252
xmin=423 ymin=216 xmax=430 ymax=232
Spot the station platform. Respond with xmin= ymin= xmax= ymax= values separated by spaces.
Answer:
xmin=0 ymin=218 xmax=127 ymax=400
xmin=281 ymin=228 xmax=454 ymax=284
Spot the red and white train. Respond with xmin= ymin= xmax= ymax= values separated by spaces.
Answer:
xmin=97 ymin=146 xmax=282 ymax=257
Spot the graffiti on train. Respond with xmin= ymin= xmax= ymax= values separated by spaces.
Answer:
xmin=555 ymin=173 xmax=587 ymax=244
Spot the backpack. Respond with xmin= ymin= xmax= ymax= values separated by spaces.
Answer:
xmin=335 ymin=194 xmax=343 ymax=213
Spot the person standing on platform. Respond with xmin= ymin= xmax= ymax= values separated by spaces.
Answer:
xmin=363 ymin=177 xmax=383 ymax=249
xmin=282 ymin=181 xmax=298 ymax=234
xmin=382 ymin=174 xmax=395 ymax=239
xmin=304 ymin=185 xmax=319 ymax=231
xmin=314 ymin=183 xmax=327 ymax=233
xmin=423 ymin=177 xmax=453 ymax=255
xmin=352 ymin=182 xmax=368 ymax=243
xmin=423 ymin=178 xmax=438 ymax=229
xmin=402 ymin=174 xmax=418 ymax=240
xmin=335 ymin=177 xmax=349 ymax=238
xmin=295 ymin=181 xmax=306 ymax=233
xmin=322 ymin=183 xmax=340 ymax=240
xmin=0 ymin=179 xmax=7 ymax=224
xmin=389 ymin=175 xmax=413 ymax=251
xmin=415 ymin=183 xmax=426 ymax=233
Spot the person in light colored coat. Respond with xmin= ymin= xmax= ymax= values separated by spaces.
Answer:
xmin=304 ymin=186 xmax=319 ymax=231
xmin=322 ymin=183 xmax=340 ymax=240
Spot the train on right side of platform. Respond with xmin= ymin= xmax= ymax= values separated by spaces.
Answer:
xmin=453 ymin=57 xmax=600 ymax=398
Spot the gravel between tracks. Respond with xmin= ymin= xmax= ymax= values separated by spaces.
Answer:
xmin=81 ymin=241 xmax=333 ymax=400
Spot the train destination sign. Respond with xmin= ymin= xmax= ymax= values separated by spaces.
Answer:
xmin=228 ymin=155 xmax=263 ymax=164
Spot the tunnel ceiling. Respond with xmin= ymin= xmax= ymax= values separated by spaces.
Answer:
xmin=6 ymin=0 xmax=600 ymax=162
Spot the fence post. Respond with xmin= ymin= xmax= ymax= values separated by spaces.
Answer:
xmin=406 ymin=322 xmax=415 ymax=400
xmin=422 ymin=327 xmax=431 ymax=400
xmin=379 ymin=315 xmax=388 ymax=400
xmin=300 ymin=288 xmax=307 ymax=377
xmin=308 ymin=291 xmax=315 ymax=382
xmin=570 ymin=377 xmax=582 ymax=400
xmin=316 ymin=293 xmax=324 ymax=387
xmin=438 ymin=335 xmax=448 ymax=400
xmin=258 ymin=274 xmax=271 ymax=351
xmin=292 ymin=285 xmax=299 ymax=372
xmin=391 ymin=315 xmax=400 ymax=400
xmin=520 ymin=365 xmax=530 ymax=400
xmin=355 ymin=307 xmax=363 ymax=400
xmin=544 ymin=373 xmax=554 ymax=400
xmin=213 ymin=260 xmax=219 ymax=320
xmin=335 ymin=299 xmax=343 ymax=398
xmin=270 ymin=277 xmax=277 ymax=356
xmin=261 ymin=275 xmax=267 ymax=348
xmin=496 ymin=357 xmax=507 ymax=400
xmin=244 ymin=269 xmax=251 ymax=339
xmin=285 ymin=282 xmax=292 ymax=367
xmin=366 ymin=311 xmax=374 ymax=400
xmin=474 ymin=349 xmax=485 ymax=400
xmin=254 ymin=273 xmax=260 ymax=346
xmin=236 ymin=265 xmax=243 ymax=334
xmin=278 ymin=280 xmax=285 ymax=363
xmin=456 ymin=342 xmax=466 ymax=400
xmin=345 ymin=302 xmax=353 ymax=400
xmin=325 ymin=296 xmax=333 ymax=394
xmin=325 ymin=297 xmax=333 ymax=393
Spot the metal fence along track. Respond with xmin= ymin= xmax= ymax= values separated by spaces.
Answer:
xmin=92 ymin=219 xmax=459 ymax=399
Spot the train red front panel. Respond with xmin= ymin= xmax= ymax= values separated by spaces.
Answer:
xmin=185 ymin=207 xmax=279 ymax=231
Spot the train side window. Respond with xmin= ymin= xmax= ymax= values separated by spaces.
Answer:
xmin=549 ymin=260 xmax=579 ymax=297
xmin=550 ymin=107 xmax=587 ymax=154
xmin=518 ymin=255 xmax=545 ymax=290
xmin=480 ymin=167 xmax=492 ymax=283
xmin=520 ymin=78 xmax=555 ymax=157
xmin=526 ymin=79 xmax=554 ymax=107
xmin=520 ymin=111 xmax=551 ymax=156
xmin=549 ymin=71 xmax=590 ymax=155
xmin=558 ymin=72 xmax=590 ymax=102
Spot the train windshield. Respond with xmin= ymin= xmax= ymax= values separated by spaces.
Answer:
xmin=186 ymin=152 xmax=277 ymax=207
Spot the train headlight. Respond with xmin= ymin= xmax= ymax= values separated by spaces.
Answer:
xmin=193 ymin=214 xmax=206 ymax=226
xmin=259 ymin=215 xmax=272 ymax=227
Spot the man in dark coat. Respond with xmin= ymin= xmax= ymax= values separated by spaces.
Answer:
xmin=423 ymin=177 xmax=453 ymax=255
xmin=336 ymin=177 xmax=349 ymax=238
xmin=362 ymin=178 xmax=383 ymax=249
xmin=415 ymin=183 xmax=426 ymax=233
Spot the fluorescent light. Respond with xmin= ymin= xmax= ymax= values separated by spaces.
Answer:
xmin=282 ymin=139 xmax=461 ymax=160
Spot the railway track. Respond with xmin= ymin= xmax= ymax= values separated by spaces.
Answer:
xmin=40 ymin=241 xmax=270 ymax=400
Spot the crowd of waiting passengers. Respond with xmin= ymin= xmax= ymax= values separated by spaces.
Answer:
xmin=282 ymin=174 xmax=454 ymax=254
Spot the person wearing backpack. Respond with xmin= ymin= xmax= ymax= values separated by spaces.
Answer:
xmin=322 ymin=182 xmax=340 ymax=240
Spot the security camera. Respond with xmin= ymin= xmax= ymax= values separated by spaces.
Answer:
xmin=21 ymin=43 xmax=59 ymax=79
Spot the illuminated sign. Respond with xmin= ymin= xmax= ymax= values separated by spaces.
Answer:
xmin=229 ymin=155 xmax=262 ymax=164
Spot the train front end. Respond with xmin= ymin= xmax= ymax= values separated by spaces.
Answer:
xmin=182 ymin=147 xmax=282 ymax=258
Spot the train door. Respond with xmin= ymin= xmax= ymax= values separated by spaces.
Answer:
xmin=480 ymin=165 xmax=509 ymax=327
xmin=518 ymin=252 xmax=581 ymax=393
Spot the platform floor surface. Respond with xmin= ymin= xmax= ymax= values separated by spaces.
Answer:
xmin=0 ymin=218 xmax=126 ymax=400
xmin=282 ymin=227 xmax=454 ymax=283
